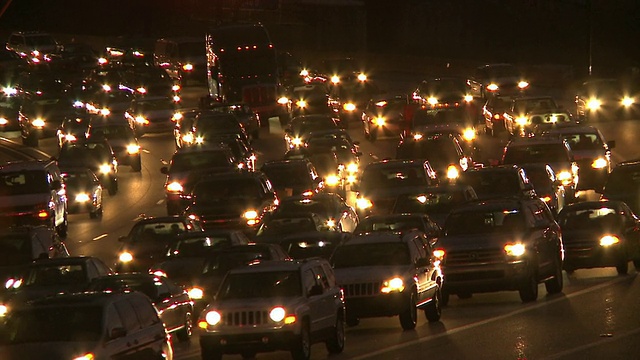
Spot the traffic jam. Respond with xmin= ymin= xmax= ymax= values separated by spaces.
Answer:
xmin=1 ymin=15 xmax=640 ymax=360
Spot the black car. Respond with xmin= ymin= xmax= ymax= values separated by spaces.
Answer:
xmin=86 ymin=114 xmax=142 ymax=172
xmin=558 ymin=200 xmax=640 ymax=275
xmin=18 ymin=88 xmax=80 ymax=147
xmin=124 ymin=95 xmax=180 ymax=136
xmin=284 ymin=114 xmax=341 ymax=149
xmin=575 ymin=78 xmax=640 ymax=121
xmin=57 ymin=138 xmax=119 ymax=195
xmin=287 ymin=83 xmax=335 ymax=118
xmin=190 ymin=111 xmax=250 ymax=147
xmin=260 ymin=159 xmax=323 ymax=199
xmin=0 ymin=85 xmax=21 ymax=132
xmin=396 ymin=133 xmax=473 ymax=182
xmin=55 ymin=113 xmax=90 ymax=149
xmin=457 ymin=165 xmax=536 ymax=201
xmin=438 ymin=197 xmax=563 ymax=303
xmin=520 ymin=163 xmax=566 ymax=216
xmin=273 ymin=193 xmax=359 ymax=233
xmin=353 ymin=213 xmax=441 ymax=239
xmin=391 ymin=184 xmax=478 ymax=227
xmin=362 ymin=94 xmax=410 ymax=141
xmin=60 ymin=167 xmax=103 ymax=218
xmin=601 ymin=160 xmax=640 ymax=215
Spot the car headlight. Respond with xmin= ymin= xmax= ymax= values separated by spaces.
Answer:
xmin=126 ymin=144 xmax=140 ymax=154
xmin=600 ymin=235 xmax=620 ymax=247
xmin=99 ymin=164 xmax=112 ymax=174
xmin=2 ymin=87 xmax=17 ymax=96
xmin=325 ymin=174 xmax=340 ymax=186
xmin=75 ymin=193 xmax=91 ymax=203
xmin=343 ymin=102 xmax=356 ymax=112
xmin=427 ymin=97 xmax=438 ymax=106
xmin=347 ymin=162 xmax=358 ymax=173
xmin=541 ymin=195 xmax=552 ymax=203
xmin=205 ymin=310 xmax=221 ymax=326
xmin=592 ymin=157 xmax=608 ymax=169
xmin=462 ymin=128 xmax=475 ymax=141
xmin=518 ymin=81 xmax=529 ymax=89
xmin=166 ymin=182 xmax=183 ymax=193
xmin=433 ymin=249 xmax=445 ymax=260
xmin=447 ymin=165 xmax=460 ymax=180
xmin=5 ymin=278 xmax=22 ymax=289
xmin=356 ymin=197 xmax=372 ymax=210
xmin=487 ymin=83 xmax=499 ymax=91
xmin=413 ymin=133 xmax=423 ymax=140
xmin=357 ymin=73 xmax=367 ymax=82
xmin=300 ymin=69 xmax=309 ymax=77
xmin=326 ymin=219 xmax=336 ymax=229
xmin=243 ymin=210 xmax=258 ymax=220
xmin=182 ymin=133 xmax=194 ymax=144
xmin=621 ymin=97 xmax=635 ymax=107
xmin=72 ymin=353 xmax=95 ymax=360
xmin=135 ymin=116 xmax=149 ymax=125
xmin=119 ymin=252 xmax=133 ymax=263
xmin=347 ymin=174 xmax=357 ymax=184
xmin=102 ymin=84 xmax=111 ymax=92
xmin=100 ymin=108 xmax=110 ymax=116
xmin=173 ymin=95 xmax=181 ymax=102
xmin=515 ymin=116 xmax=529 ymax=126
xmin=331 ymin=75 xmax=340 ymax=84
xmin=504 ymin=243 xmax=526 ymax=256
xmin=64 ymin=134 xmax=77 ymax=142
xmin=291 ymin=137 xmax=303 ymax=146
xmin=269 ymin=306 xmax=286 ymax=322
xmin=296 ymin=100 xmax=307 ymax=108
xmin=587 ymin=98 xmax=601 ymax=110
xmin=0 ymin=304 xmax=7 ymax=317
xmin=188 ymin=287 xmax=204 ymax=300
xmin=373 ymin=116 xmax=385 ymax=126
xmin=0 ymin=117 xmax=7 ymax=125
xmin=32 ymin=118 xmax=45 ymax=128
xmin=277 ymin=96 xmax=289 ymax=105
xmin=557 ymin=170 xmax=573 ymax=185
xmin=464 ymin=94 xmax=473 ymax=102
xmin=136 ymin=87 xmax=147 ymax=94
xmin=381 ymin=277 xmax=405 ymax=293
xmin=172 ymin=84 xmax=181 ymax=92
xmin=182 ymin=63 xmax=194 ymax=71
xmin=195 ymin=135 xmax=204 ymax=144
xmin=172 ymin=113 xmax=183 ymax=121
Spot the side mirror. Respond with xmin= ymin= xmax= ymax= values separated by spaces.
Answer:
xmin=607 ymin=140 xmax=616 ymax=149
xmin=160 ymin=166 xmax=169 ymax=175
xmin=308 ymin=284 xmax=323 ymax=297
xmin=109 ymin=327 xmax=127 ymax=340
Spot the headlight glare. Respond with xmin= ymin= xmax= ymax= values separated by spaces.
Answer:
xmin=600 ymin=235 xmax=620 ymax=247
xmin=269 ymin=306 xmax=286 ymax=322
xmin=188 ymin=287 xmax=204 ymax=300
xmin=119 ymin=252 xmax=133 ymax=263
xmin=504 ymin=243 xmax=526 ymax=256
xmin=592 ymin=157 xmax=607 ymax=169
xmin=381 ymin=277 xmax=405 ymax=293
xmin=205 ymin=311 xmax=221 ymax=326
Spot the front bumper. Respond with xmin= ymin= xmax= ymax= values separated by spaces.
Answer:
xmin=563 ymin=241 xmax=627 ymax=270
xmin=344 ymin=292 xmax=408 ymax=318
xmin=442 ymin=259 xmax=531 ymax=294
xmin=200 ymin=327 xmax=299 ymax=355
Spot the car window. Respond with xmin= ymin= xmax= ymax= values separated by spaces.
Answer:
xmin=105 ymin=303 xmax=125 ymax=337
xmin=129 ymin=296 xmax=159 ymax=328
xmin=115 ymin=299 xmax=141 ymax=332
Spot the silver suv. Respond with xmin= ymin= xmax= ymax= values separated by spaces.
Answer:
xmin=331 ymin=229 xmax=444 ymax=330
xmin=198 ymin=258 xmax=345 ymax=360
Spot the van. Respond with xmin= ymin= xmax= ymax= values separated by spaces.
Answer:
xmin=0 ymin=160 xmax=68 ymax=237
xmin=154 ymin=37 xmax=206 ymax=85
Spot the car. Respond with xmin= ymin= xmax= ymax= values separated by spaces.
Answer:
xmin=353 ymin=213 xmax=441 ymax=239
xmin=0 ymin=83 xmax=21 ymax=132
xmin=329 ymin=71 xmax=379 ymax=127
xmin=198 ymin=258 xmax=345 ymax=359
xmin=331 ymin=229 xmax=443 ymax=329
xmin=481 ymin=94 xmax=511 ymax=136
xmin=286 ymin=83 xmax=335 ymax=118
xmin=457 ymin=165 xmax=537 ymax=201
xmin=160 ymin=145 xmax=239 ymax=215
xmin=362 ymin=94 xmax=410 ymax=141
xmin=408 ymin=108 xmax=480 ymax=159
xmin=156 ymin=243 xmax=290 ymax=313
xmin=60 ymin=167 xmax=103 ymax=219
xmin=468 ymin=63 xmax=530 ymax=98
xmin=154 ymin=36 xmax=206 ymax=85
xmin=502 ymin=95 xmax=573 ymax=136
xmin=284 ymin=114 xmax=341 ymax=149
xmin=273 ymin=193 xmax=359 ymax=233
xmin=502 ymin=136 xmax=579 ymax=201
xmin=261 ymin=159 xmax=323 ymax=199
xmin=354 ymin=159 xmax=438 ymax=217
xmin=543 ymin=124 xmax=615 ymax=192
xmin=173 ymin=108 xmax=199 ymax=149
xmin=557 ymin=200 xmax=640 ymax=275
xmin=188 ymin=111 xmax=250 ymax=147
xmin=55 ymin=113 xmax=90 ymax=149
xmin=85 ymin=114 xmax=142 ymax=172
xmin=162 ymin=229 xmax=252 ymax=260
xmin=254 ymin=212 xmax=342 ymax=242
xmin=87 ymin=272 xmax=195 ymax=342
xmin=391 ymin=184 xmax=478 ymax=227
xmin=396 ymin=133 xmax=473 ymax=182
xmin=183 ymin=171 xmax=279 ymax=233
xmin=0 ymin=291 xmax=174 ymax=360
xmin=258 ymin=230 xmax=351 ymax=261
xmin=84 ymin=86 xmax=135 ymax=116
xmin=0 ymin=47 xmax=27 ymax=75
xmin=198 ymin=102 xmax=262 ymax=141
xmin=520 ymin=163 xmax=566 ymax=216
xmin=412 ymin=76 xmax=476 ymax=108
xmin=575 ymin=78 xmax=640 ymax=121
xmin=601 ymin=160 xmax=640 ymax=215
xmin=437 ymin=197 xmax=564 ymax=303
xmin=6 ymin=31 xmax=61 ymax=61
xmin=124 ymin=95 xmax=181 ymax=136
xmin=0 ymin=160 xmax=68 ymax=238
xmin=120 ymin=63 xmax=181 ymax=99
xmin=116 ymin=215 xmax=203 ymax=272
xmin=57 ymin=138 xmax=119 ymax=195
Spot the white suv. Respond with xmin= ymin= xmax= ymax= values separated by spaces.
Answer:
xmin=198 ymin=258 xmax=345 ymax=360
xmin=331 ymin=229 xmax=444 ymax=330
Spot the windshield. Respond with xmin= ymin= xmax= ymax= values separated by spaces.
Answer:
xmin=332 ymin=242 xmax=410 ymax=268
xmin=217 ymin=271 xmax=301 ymax=299
xmin=604 ymin=168 xmax=640 ymax=194
xmin=558 ymin=207 xmax=620 ymax=230
xmin=0 ymin=170 xmax=49 ymax=196
xmin=202 ymin=250 xmax=269 ymax=275
xmin=412 ymin=108 xmax=472 ymax=127
xmin=460 ymin=171 xmax=522 ymax=199
xmin=137 ymin=99 xmax=175 ymax=111
xmin=24 ymin=35 xmax=57 ymax=47
xmin=514 ymin=98 xmax=556 ymax=113
xmin=291 ymin=117 xmax=338 ymax=134
xmin=445 ymin=209 xmax=525 ymax=236
xmin=192 ymin=178 xmax=260 ymax=201
xmin=262 ymin=166 xmax=314 ymax=187
xmin=503 ymin=144 xmax=569 ymax=164
xmin=257 ymin=216 xmax=319 ymax=237
xmin=559 ymin=133 xmax=602 ymax=151
xmin=90 ymin=125 xmax=133 ymax=140
xmin=354 ymin=217 xmax=423 ymax=233
xmin=24 ymin=264 xmax=86 ymax=286
xmin=170 ymin=151 xmax=231 ymax=172
xmin=169 ymin=236 xmax=233 ymax=257
xmin=394 ymin=192 xmax=467 ymax=214
xmin=128 ymin=222 xmax=186 ymax=241
xmin=0 ymin=306 xmax=102 ymax=344
xmin=277 ymin=199 xmax=330 ymax=218
xmin=360 ymin=165 xmax=426 ymax=191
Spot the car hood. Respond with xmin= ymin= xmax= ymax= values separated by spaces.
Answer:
xmin=0 ymin=342 xmax=99 ymax=359
xmin=334 ymin=265 xmax=414 ymax=284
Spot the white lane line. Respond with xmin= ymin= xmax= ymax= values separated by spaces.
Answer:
xmin=157 ymin=199 xmax=164 ymax=205
xmin=142 ymin=149 xmax=151 ymax=154
xmin=544 ymin=326 xmax=640 ymax=359
xmin=351 ymin=276 xmax=631 ymax=360
xmin=92 ymin=234 xmax=108 ymax=241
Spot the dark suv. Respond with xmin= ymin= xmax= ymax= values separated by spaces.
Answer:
xmin=601 ymin=160 xmax=640 ymax=215
xmin=437 ymin=197 xmax=564 ymax=303
xmin=198 ymin=258 xmax=345 ymax=359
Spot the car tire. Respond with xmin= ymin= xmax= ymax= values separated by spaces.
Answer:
xmin=519 ymin=268 xmax=539 ymax=303
xmin=325 ymin=313 xmax=346 ymax=354
xmin=424 ymin=286 xmax=442 ymax=322
xmin=633 ymin=260 xmax=640 ymax=270
xmin=108 ymin=182 xmax=118 ymax=196
xmin=290 ymin=320 xmax=311 ymax=360
xmin=399 ymin=290 xmax=418 ymax=330
xmin=241 ymin=350 xmax=257 ymax=359
xmin=616 ymin=260 xmax=629 ymax=275
xmin=132 ymin=157 xmax=142 ymax=172
xmin=200 ymin=346 xmax=223 ymax=360
xmin=176 ymin=312 xmax=193 ymax=342
xmin=544 ymin=255 xmax=564 ymax=295
xmin=56 ymin=214 xmax=68 ymax=239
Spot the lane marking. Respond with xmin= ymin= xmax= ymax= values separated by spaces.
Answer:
xmin=157 ymin=199 xmax=164 ymax=205
xmin=142 ymin=149 xmax=151 ymax=154
xmin=92 ymin=234 xmax=108 ymax=241
xmin=351 ymin=275 xmax=632 ymax=360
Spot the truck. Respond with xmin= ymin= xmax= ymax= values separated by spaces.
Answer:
xmin=203 ymin=23 xmax=289 ymax=124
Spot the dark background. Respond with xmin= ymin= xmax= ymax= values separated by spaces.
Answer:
xmin=1 ymin=0 xmax=639 ymax=78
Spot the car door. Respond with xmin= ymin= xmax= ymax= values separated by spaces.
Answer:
xmin=302 ymin=267 xmax=326 ymax=334
xmin=311 ymin=265 xmax=336 ymax=330
xmin=127 ymin=296 xmax=168 ymax=360
xmin=111 ymin=299 xmax=146 ymax=360
xmin=409 ymin=236 xmax=434 ymax=304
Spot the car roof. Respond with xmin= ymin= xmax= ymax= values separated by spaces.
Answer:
xmin=226 ymin=259 xmax=323 ymax=274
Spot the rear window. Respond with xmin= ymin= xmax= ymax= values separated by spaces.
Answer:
xmin=332 ymin=242 xmax=410 ymax=268
xmin=0 ymin=170 xmax=49 ymax=196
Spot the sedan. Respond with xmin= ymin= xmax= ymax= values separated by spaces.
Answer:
xmin=61 ymin=167 xmax=103 ymax=219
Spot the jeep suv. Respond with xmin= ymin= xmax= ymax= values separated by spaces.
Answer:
xmin=6 ymin=31 xmax=60 ymax=61
xmin=331 ymin=230 xmax=443 ymax=330
xmin=198 ymin=258 xmax=345 ymax=360
xmin=0 ymin=160 xmax=68 ymax=237
xmin=438 ymin=197 xmax=564 ymax=303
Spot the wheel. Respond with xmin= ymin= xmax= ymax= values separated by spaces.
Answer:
xmin=241 ymin=351 xmax=256 ymax=359
xmin=424 ymin=287 xmax=442 ymax=322
xmin=200 ymin=346 xmax=223 ymax=360
xmin=441 ymin=288 xmax=450 ymax=307
xmin=616 ymin=260 xmax=629 ymax=275
xmin=108 ymin=181 xmax=118 ymax=196
xmin=399 ymin=290 xmax=418 ymax=330
xmin=325 ymin=313 xmax=345 ymax=354
xmin=132 ymin=157 xmax=142 ymax=172
xmin=56 ymin=214 xmax=68 ymax=239
xmin=290 ymin=321 xmax=311 ymax=360
xmin=518 ymin=268 xmax=539 ymax=303
xmin=544 ymin=255 xmax=564 ymax=295
xmin=633 ymin=259 xmax=640 ymax=270
xmin=346 ymin=314 xmax=359 ymax=327
xmin=564 ymin=266 xmax=575 ymax=275
xmin=175 ymin=312 xmax=193 ymax=342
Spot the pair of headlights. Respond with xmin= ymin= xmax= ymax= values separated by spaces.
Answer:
xmin=200 ymin=306 xmax=297 ymax=328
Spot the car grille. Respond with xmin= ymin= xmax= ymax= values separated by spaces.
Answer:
xmin=444 ymin=249 xmax=505 ymax=266
xmin=563 ymin=237 xmax=598 ymax=257
xmin=223 ymin=310 xmax=269 ymax=326
xmin=342 ymin=282 xmax=381 ymax=297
